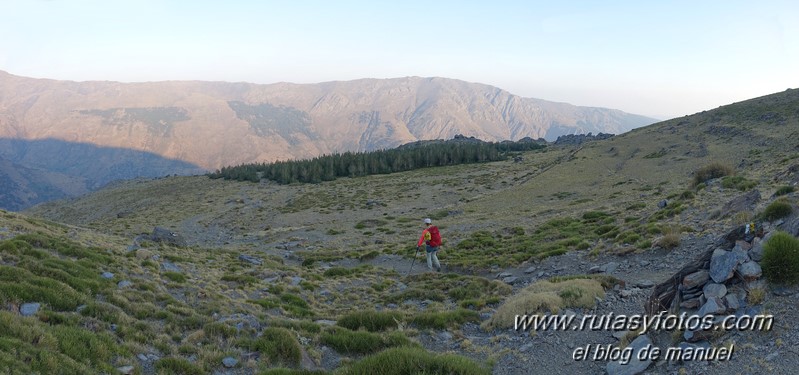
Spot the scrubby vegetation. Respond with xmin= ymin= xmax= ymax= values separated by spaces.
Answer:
xmin=761 ymin=200 xmax=794 ymax=221
xmin=482 ymin=278 xmax=606 ymax=330
xmin=761 ymin=231 xmax=799 ymax=284
xmin=340 ymin=347 xmax=490 ymax=375
xmin=693 ymin=162 xmax=734 ymax=186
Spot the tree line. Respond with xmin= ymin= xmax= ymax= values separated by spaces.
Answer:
xmin=207 ymin=141 xmax=545 ymax=184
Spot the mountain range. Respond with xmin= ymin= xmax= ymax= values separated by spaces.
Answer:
xmin=0 ymin=70 xmax=656 ymax=210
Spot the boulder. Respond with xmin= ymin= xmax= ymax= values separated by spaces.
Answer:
xmin=20 ymin=303 xmax=40 ymax=316
xmin=682 ymin=270 xmax=709 ymax=289
xmin=748 ymin=238 xmax=764 ymax=262
xmin=222 ymin=357 xmax=238 ymax=368
xmin=737 ymin=261 xmax=762 ymax=281
xmin=606 ymin=335 xmax=653 ymax=375
xmin=150 ymin=226 xmax=187 ymax=247
xmin=702 ymin=283 xmax=727 ymax=299
xmin=161 ymin=262 xmax=181 ymax=273
xmin=238 ymin=254 xmax=262 ymax=265
xmin=725 ymin=294 xmax=740 ymax=311
xmin=698 ymin=297 xmax=726 ymax=317
xmin=709 ymin=252 xmax=740 ymax=283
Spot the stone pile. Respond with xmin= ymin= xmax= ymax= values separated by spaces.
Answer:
xmin=677 ymin=235 xmax=766 ymax=322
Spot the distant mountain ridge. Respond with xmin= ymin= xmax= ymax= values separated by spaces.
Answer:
xmin=0 ymin=71 xmax=656 ymax=171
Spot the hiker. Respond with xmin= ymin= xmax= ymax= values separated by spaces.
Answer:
xmin=417 ymin=218 xmax=442 ymax=272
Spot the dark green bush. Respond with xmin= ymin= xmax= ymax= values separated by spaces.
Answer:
xmin=762 ymin=200 xmax=793 ymax=221
xmin=775 ymin=186 xmax=796 ymax=196
xmin=761 ymin=231 xmax=799 ymax=284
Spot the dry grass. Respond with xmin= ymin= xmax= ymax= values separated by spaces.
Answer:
xmin=482 ymin=279 xmax=605 ymax=330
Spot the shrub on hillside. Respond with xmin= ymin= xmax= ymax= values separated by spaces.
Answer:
xmin=692 ymin=163 xmax=734 ymax=186
xmin=252 ymin=327 xmax=302 ymax=367
xmin=775 ymin=186 xmax=796 ymax=196
xmin=341 ymin=347 xmax=490 ymax=375
xmin=761 ymin=231 xmax=799 ymax=284
xmin=482 ymin=279 xmax=604 ymax=330
xmin=762 ymin=200 xmax=794 ymax=221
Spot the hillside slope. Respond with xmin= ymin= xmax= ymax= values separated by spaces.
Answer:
xmin=12 ymin=89 xmax=799 ymax=374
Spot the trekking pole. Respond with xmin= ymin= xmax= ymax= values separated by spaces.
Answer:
xmin=407 ymin=246 xmax=419 ymax=276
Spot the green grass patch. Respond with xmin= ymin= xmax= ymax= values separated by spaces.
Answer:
xmin=321 ymin=327 xmax=415 ymax=355
xmin=341 ymin=347 xmax=490 ymax=375
xmin=162 ymin=271 xmax=187 ymax=283
xmin=721 ymin=175 xmax=758 ymax=191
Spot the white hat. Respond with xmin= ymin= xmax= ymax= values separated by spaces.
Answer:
xmin=423 ymin=218 xmax=432 ymax=224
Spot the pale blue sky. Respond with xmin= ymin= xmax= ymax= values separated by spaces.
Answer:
xmin=1 ymin=0 xmax=797 ymax=119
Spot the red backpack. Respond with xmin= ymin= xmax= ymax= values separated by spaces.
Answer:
xmin=427 ymin=226 xmax=442 ymax=247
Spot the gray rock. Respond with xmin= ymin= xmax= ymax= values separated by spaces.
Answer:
xmin=680 ymin=298 xmax=702 ymax=309
xmin=709 ymin=252 xmax=741 ymax=283
xmin=137 ymin=354 xmax=149 ymax=361
xmin=606 ymin=335 xmax=653 ymax=375
xmin=502 ymin=276 xmax=519 ymax=285
xmin=658 ymin=199 xmax=669 ymax=209
xmin=438 ymin=332 xmax=453 ymax=341
xmin=101 ymin=272 xmax=115 ymax=279
xmin=238 ymin=254 xmax=262 ymax=265
xmin=20 ymin=303 xmax=40 ymax=316
xmin=263 ymin=276 xmax=279 ymax=283
xmin=290 ymin=276 xmax=303 ymax=286
xmin=749 ymin=239 xmax=764 ymax=262
xmin=150 ymin=226 xmax=187 ymax=247
xmin=497 ymin=272 xmax=513 ymax=278
xmin=161 ymin=261 xmax=181 ymax=273
xmin=702 ymin=283 xmax=727 ymax=299
xmin=589 ymin=266 xmax=602 ymax=274
xmin=636 ymin=280 xmax=655 ymax=288
xmin=117 ymin=365 xmax=135 ymax=374
xmin=682 ymin=270 xmax=710 ymax=289
xmin=683 ymin=329 xmax=713 ymax=343
xmin=524 ymin=266 xmax=537 ymax=274
xmin=772 ymin=286 xmax=797 ymax=296
xmin=603 ymin=262 xmax=620 ymax=274
xmin=315 ymin=319 xmax=336 ymax=326
xmin=737 ymin=261 xmax=762 ymax=281
xmin=117 ymin=280 xmax=133 ymax=288
xmin=725 ymin=294 xmax=740 ymax=311
xmin=698 ymin=297 xmax=726 ymax=316
xmin=222 ymin=357 xmax=238 ymax=368
xmin=733 ymin=240 xmax=752 ymax=252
